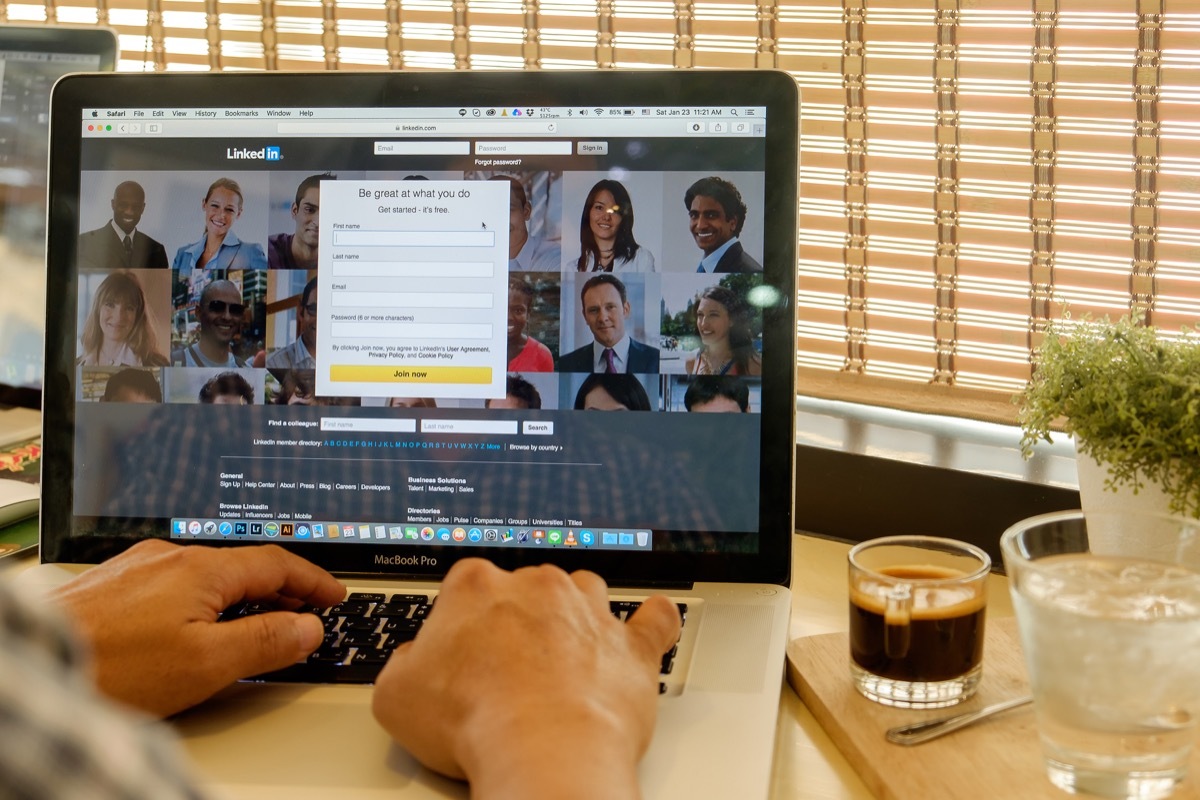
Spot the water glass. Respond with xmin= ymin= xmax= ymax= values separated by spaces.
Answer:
xmin=1002 ymin=509 xmax=1200 ymax=799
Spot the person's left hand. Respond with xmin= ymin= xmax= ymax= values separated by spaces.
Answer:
xmin=51 ymin=539 xmax=346 ymax=718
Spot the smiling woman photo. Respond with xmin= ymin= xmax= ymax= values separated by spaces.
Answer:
xmin=685 ymin=285 xmax=761 ymax=376
xmin=77 ymin=270 xmax=169 ymax=367
xmin=573 ymin=179 xmax=656 ymax=273
xmin=171 ymin=177 xmax=267 ymax=274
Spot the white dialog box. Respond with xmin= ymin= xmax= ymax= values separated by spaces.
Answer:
xmin=316 ymin=180 xmax=510 ymax=399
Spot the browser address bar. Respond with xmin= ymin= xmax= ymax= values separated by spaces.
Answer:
xmin=276 ymin=120 xmax=558 ymax=135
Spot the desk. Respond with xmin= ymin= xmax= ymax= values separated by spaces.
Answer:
xmin=1 ymin=532 xmax=1013 ymax=799
xmin=773 ymin=533 xmax=1014 ymax=800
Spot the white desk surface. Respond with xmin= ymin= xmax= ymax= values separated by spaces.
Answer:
xmin=2 ymin=532 xmax=1014 ymax=799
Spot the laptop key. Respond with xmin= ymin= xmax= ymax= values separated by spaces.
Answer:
xmin=329 ymin=601 xmax=369 ymax=616
xmin=348 ymin=592 xmax=387 ymax=603
xmin=342 ymin=630 xmax=382 ymax=648
xmin=389 ymin=594 xmax=432 ymax=604
xmin=341 ymin=616 xmax=380 ymax=632
xmin=382 ymin=617 xmax=422 ymax=634
xmin=351 ymin=649 xmax=391 ymax=665
xmin=384 ymin=629 xmax=419 ymax=646
xmin=372 ymin=601 xmax=417 ymax=618
xmin=310 ymin=646 xmax=350 ymax=664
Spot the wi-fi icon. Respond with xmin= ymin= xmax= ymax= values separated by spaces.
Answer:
xmin=594 ymin=108 xmax=602 ymax=116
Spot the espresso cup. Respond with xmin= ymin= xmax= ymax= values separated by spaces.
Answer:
xmin=848 ymin=536 xmax=990 ymax=708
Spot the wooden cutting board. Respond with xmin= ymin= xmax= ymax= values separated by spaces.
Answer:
xmin=786 ymin=617 xmax=1200 ymax=800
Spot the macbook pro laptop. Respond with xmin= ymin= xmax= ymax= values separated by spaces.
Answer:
xmin=28 ymin=69 xmax=798 ymax=799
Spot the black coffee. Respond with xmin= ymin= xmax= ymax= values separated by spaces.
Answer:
xmin=849 ymin=565 xmax=986 ymax=682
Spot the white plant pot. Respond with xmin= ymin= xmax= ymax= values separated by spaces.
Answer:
xmin=1075 ymin=442 xmax=1175 ymax=517
xmin=1075 ymin=441 xmax=1182 ymax=558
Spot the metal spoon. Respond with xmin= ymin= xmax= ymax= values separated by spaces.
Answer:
xmin=885 ymin=696 xmax=1034 ymax=746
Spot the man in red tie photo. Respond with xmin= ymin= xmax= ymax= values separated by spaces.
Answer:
xmin=556 ymin=274 xmax=659 ymax=373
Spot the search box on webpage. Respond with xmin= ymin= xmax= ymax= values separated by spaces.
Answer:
xmin=319 ymin=418 xmax=418 ymax=433
xmin=421 ymin=419 xmax=518 ymax=435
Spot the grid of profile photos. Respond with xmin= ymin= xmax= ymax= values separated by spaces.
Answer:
xmin=75 ymin=168 xmax=766 ymax=416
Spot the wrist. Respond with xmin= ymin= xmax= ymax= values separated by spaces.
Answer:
xmin=457 ymin=698 xmax=643 ymax=800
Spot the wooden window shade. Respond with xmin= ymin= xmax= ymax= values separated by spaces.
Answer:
xmin=6 ymin=0 xmax=1197 ymax=424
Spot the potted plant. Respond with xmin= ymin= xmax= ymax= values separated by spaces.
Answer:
xmin=1018 ymin=313 xmax=1200 ymax=519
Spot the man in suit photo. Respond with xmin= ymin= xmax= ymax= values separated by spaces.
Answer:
xmin=685 ymin=176 xmax=763 ymax=274
xmin=77 ymin=181 xmax=169 ymax=269
xmin=557 ymin=274 xmax=659 ymax=373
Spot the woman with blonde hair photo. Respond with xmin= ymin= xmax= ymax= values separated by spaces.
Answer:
xmin=77 ymin=270 xmax=169 ymax=367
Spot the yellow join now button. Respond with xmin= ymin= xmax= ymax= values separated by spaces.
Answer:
xmin=330 ymin=365 xmax=492 ymax=384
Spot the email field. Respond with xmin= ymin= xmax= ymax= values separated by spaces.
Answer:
xmin=332 ymin=291 xmax=492 ymax=308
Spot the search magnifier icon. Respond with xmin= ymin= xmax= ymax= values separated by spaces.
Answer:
xmin=731 ymin=109 xmax=738 ymax=116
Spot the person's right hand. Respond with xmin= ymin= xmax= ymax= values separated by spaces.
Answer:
xmin=372 ymin=559 xmax=681 ymax=799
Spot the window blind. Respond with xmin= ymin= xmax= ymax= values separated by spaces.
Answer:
xmin=7 ymin=0 xmax=1197 ymax=422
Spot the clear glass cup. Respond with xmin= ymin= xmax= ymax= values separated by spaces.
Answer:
xmin=1002 ymin=509 xmax=1200 ymax=799
xmin=848 ymin=535 xmax=990 ymax=708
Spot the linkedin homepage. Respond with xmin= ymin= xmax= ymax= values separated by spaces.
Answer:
xmin=68 ymin=133 xmax=769 ymax=550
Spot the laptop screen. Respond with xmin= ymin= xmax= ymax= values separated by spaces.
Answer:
xmin=0 ymin=25 xmax=116 ymax=391
xmin=43 ymin=71 xmax=797 ymax=584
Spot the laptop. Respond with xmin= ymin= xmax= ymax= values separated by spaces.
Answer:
xmin=0 ymin=25 xmax=116 ymax=538
xmin=26 ymin=69 xmax=798 ymax=799
xmin=0 ymin=23 xmax=117 ymax=393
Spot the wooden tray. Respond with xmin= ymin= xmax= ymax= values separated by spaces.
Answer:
xmin=786 ymin=617 xmax=1200 ymax=799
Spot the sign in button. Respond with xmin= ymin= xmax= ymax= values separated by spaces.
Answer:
xmin=329 ymin=365 xmax=492 ymax=384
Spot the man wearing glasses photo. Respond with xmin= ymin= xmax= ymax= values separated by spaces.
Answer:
xmin=171 ymin=279 xmax=249 ymax=368
xmin=266 ymin=276 xmax=317 ymax=370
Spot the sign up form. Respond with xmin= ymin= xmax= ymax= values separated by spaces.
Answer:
xmin=316 ymin=180 xmax=510 ymax=400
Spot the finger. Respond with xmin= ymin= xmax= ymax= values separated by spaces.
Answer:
xmin=203 ymin=610 xmax=325 ymax=684
xmin=626 ymin=595 xmax=682 ymax=661
xmin=206 ymin=545 xmax=346 ymax=608
xmin=568 ymin=568 xmax=611 ymax=608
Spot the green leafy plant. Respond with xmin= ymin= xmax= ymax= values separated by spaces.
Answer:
xmin=1018 ymin=313 xmax=1200 ymax=517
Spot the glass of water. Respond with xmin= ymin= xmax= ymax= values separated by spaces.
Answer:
xmin=1001 ymin=509 xmax=1200 ymax=800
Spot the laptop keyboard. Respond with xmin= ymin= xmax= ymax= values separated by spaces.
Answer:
xmin=224 ymin=591 xmax=688 ymax=688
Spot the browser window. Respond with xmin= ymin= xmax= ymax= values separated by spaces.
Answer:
xmin=69 ymin=102 xmax=773 ymax=554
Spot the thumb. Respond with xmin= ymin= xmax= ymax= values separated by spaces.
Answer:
xmin=208 ymin=611 xmax=324 ymax=681
xmin=625 ymin=595 xmax=682 ymax=665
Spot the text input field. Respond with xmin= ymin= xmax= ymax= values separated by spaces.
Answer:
xmin=420 ymin=419 xmax=519 ymax=435
xmin=319 ymin=418 xmax=418 ymax=433
xmin=331 ymin=292 xmax=492 ymax=308
xmin=332 ymin=230 xmax=495 ymax=247
xmin=329 ymin=260 xmax=494 ymax=277
xmin=329 ymin=322 xmax=492 ymax=339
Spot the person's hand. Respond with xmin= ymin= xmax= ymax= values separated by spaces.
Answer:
xmin=372 ymin=559 xmax=681 ymax=799
xmin=51 ymin=540 xmax=345 ymax=718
